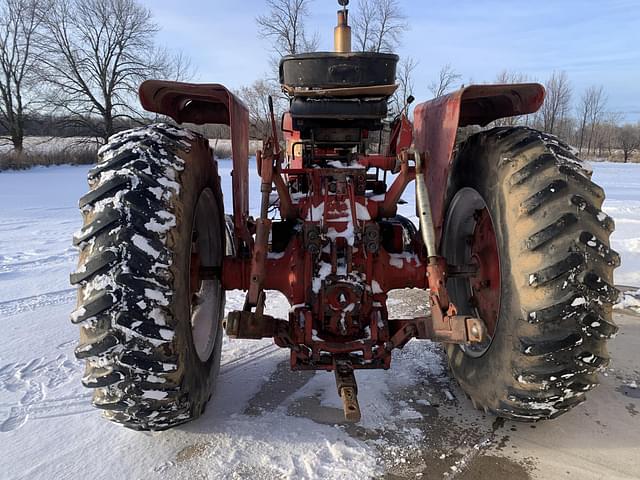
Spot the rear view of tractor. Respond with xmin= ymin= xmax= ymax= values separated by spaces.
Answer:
xmin=70 ymin=1 xmax=619 ymax=430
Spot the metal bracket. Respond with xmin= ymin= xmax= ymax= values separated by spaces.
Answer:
xmin=385 ymin=313 xmax=487 ymax=350
xmin=226 ymin=309 xmax=276 ymax=339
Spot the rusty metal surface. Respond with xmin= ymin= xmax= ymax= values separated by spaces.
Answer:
xmin=387 ymin=114 xmax=413 ymax=156
xmin=335 ymin=364 xmax=361 ymax=422
xmin=387 ymin=314 xmax=486 ymax=346
xmin=456 ymin=83 xmax=545 ymax=127
xmin=138 ymin=80 xmax=251 ymax=246
xmin=379 ymin=152 xmax=415 ymax=218
xmin=469 ymin=207 xmax=501 ymax=337
xmin=225 ymin=310 xmax=278 ymax=339
xmin=170 ymin=80 xmax=536 ymax=384
xmin=413 ymin=83 xmax=545 ymax=244
xmin=247 ymin=218 xmax=271 ymax=307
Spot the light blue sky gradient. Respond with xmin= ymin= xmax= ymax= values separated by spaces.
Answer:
xmin=141 ymin=0 xmax=640 ymax=121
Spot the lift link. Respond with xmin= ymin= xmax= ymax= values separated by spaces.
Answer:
xmin=245 ymin=96 xmax=280 ymax=312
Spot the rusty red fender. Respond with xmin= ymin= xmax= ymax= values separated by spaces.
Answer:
xmin=139 ymin=80 xmax=251 ymax=247
xmin=413 ymin=83 xmax=545 ymax=246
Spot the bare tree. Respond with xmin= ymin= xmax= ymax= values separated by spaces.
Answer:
xmin=586 ymin=86 xmax=606 ymax=155
xmin=352 ymin=0 xmax=376 ymax=51
xmin=428 ymin=64 xmax=461 ymax=98
xmin=495 ymin=70 xmax=529 ymax=84
xmin=577 ymin=85 xmax=606 ymax=155
xmin=618 ymin=124 xmax=640 ymax=163
xmin=595 ymin=112 xmax=622 ymax=157
xmin=159 ymin=50 xmax=195 ymax=82
xmin=39 ymin=0 xmax=176 ymax=142
xmin=0 ymin=0 xmax=41 ymax=152
xmin=372 ymin=0 xmax=406 ymax=53
xmin=540 ymin=71 xmax=571 ymax=135
xmin=390 ymin=55 xmax=416 ymax=116
xmin=256 ymin=0 xmax=319 ymax=57
xmin=352 ymin=0 xmax=407 ymax=53
xmin=237 ymin=79 xmax=286 ymax=140
xmin=492 ymin=70 xmax=532 ymax=126
xmin=576 ymin=92 xmax=590 ymax=154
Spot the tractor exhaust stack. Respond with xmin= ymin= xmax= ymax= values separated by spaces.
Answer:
xmin=334 ymin=1 xmax=351 ymax=53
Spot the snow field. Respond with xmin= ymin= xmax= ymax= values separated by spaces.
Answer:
xmin=0 ymin=159 xmax=638 ymax=479
xmin=590 ymin=162 xmax=640 ymax=287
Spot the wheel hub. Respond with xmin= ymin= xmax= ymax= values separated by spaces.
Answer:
xmin=469 ymin=208 xmax=501 ymax=338
xmin=189 ymin=189 xmax=222 ymax=363
xmin=442 ymin=188 xmax=501 ymax=357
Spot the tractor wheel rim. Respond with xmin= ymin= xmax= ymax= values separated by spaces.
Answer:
xmin=443 ymin=188 xmax=501 ymax=358
xmin=191 ymin=279 xmax=220 ymax=362
xmin=469 ymin=207 xmax=501 ymax=339
xmin=189 ymin=188 xmax=221 ymax=363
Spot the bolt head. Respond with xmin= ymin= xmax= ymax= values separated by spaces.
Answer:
xmin=470 ymin=324 xmax=480 ymax=338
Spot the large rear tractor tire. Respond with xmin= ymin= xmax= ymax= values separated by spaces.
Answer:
xmin=70 ymin=124 xmax=226 ymax=430
xmin=442 ymin=126 xmax=619 ymax=421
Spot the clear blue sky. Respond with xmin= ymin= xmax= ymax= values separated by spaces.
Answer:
xmin=141 ymin=0 xmax=640 ymax=122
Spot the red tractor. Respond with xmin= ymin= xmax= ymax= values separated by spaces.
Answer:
xmin=70 ymin=2 xmax=618 ymax=430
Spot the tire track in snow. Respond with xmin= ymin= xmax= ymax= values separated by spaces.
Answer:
xmin=219 ymin=343 xmax=280 ymax=375
xmin=0 ymin=288 xmax=76 ymax=316
xmin=0 ymin=341 xmax=283 ymax=432
xmin=0 ymin=394 xmax=94 ymax=432
xmin=0 ymin=251 xmax=77 ymax=275
xmin=0 ymin=351 xmax=87 ymax=432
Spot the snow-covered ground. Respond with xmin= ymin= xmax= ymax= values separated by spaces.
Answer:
xmin=0 ymin=162 xmax=433 ymax=479
xmin=0 ymin=136 xmax=262 ymax=155
xmin=0 ymin=160 xmax=638 ymax=479
xmin=0 ymin=137 xmax=98 ymax=155
xmin=590 ymin=162 xmax=640 ymax=286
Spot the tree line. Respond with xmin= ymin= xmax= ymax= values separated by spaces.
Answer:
xmin=246 ymin=0 xmax=639 ymax=161
xmin=0 ymin=0 xmax=187 ymax=152
xmin=2 ymin=0 xmax=638 ymax=163
xmin=490 ymin=70 xmax=639 ymax=161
